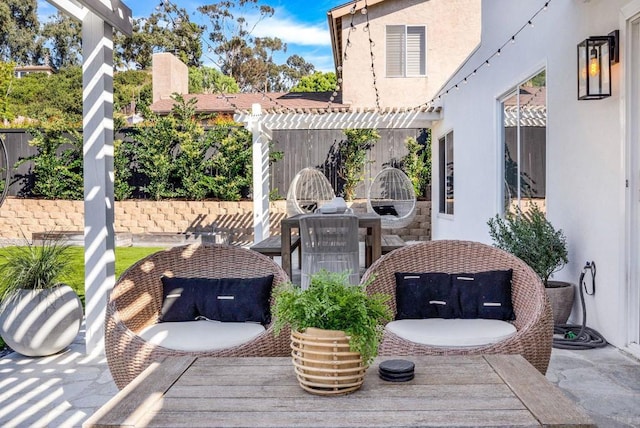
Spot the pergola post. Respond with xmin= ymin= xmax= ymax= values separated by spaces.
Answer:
xmin=81 ymin=12 xmax=116 ymax=356
xmin=250 ymin=103 xmax=270 ymax=243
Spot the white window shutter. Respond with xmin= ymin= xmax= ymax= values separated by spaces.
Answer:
xmin=386 ymin=25 xmax=405 ymax=77
xmin=406 ymin=26 xmax=425 ymax=76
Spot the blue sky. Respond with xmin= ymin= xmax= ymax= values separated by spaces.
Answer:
xmin=37 ymin=0 xmax=337 ymax=72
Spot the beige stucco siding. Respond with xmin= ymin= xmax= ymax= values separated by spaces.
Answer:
xmin=339 ymin=0 xmax=480 ymax=109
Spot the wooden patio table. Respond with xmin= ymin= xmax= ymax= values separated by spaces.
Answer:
xmin=280 ymin=212 xmax=381 ymax=279
xmin=84 ymin=355 xmax=594 ymax=428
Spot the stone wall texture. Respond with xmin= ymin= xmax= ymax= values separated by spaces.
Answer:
xmin=0 ymin=198 xmax=431 ymax=245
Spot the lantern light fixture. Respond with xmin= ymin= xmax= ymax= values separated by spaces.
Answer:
xmin=577 ymin=30 xmax=619 ymax=100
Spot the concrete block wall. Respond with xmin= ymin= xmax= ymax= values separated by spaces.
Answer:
xmin=0 ymin=198 xmax=431 ymax=245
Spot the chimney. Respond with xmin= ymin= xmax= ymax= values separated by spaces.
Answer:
xmin=152 ymin=52 xmax=189 ymax=103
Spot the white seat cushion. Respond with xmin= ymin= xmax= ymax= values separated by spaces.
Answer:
xmin=139 ymin=320 xmax=265 ymax=352
xmin=386 ymin=318 xmax=517 ymax=348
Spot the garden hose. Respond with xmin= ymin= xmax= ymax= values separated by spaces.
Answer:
xmin=552 ymin=261 xmax=608 ymax=349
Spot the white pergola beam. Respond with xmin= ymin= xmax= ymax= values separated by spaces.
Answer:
xmin=46 ymin=0 xmax=132 ymax=355
xmin=46 ymin=0 xmax=88 ymax=21
xmin=234 ymin=110 xmax=440 ymax=132
xmin=81 ymin=12 xmax=116 ymax=356
xmin=47 ymin=0 xmax=132 ymax=35
xmin=249 ymin=104 xmax=270 ymax=243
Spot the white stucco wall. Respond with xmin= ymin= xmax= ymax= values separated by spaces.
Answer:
xmin=430 ymin=0 xmax=634 ymax=349
xmin=340 ymin=0 xmax=481 ymax=109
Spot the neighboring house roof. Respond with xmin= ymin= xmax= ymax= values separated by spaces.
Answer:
xmin=149 ymin=91 xmax=439 ymax=117
xmin=150 ymin=92 xmax=349 ymax=115
xmin=14 ymin=65 xmax=54 ymax=78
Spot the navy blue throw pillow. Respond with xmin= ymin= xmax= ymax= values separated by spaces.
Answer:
xmin=159 ymin=276 xmax=201 ymax=322
xmin=394 ymin=272 xmax=458 ymax=319
xmin=451 ymin=270 xmax=515 ymax=320
xmin=197 ymin=276 xmax=274 ymax=325
xmin=159 ymin=275 xmax=274 ymax=325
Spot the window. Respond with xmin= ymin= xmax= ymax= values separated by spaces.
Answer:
xmin=439 ymin=131 xmax=454 ymax=215
xmin=501 ymin=70 xmax=546 ymax=214
xmin=386 ymin=25 xmax=426 ymax=77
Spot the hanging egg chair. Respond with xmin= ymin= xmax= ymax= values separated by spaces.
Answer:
xmin=367 ymin=167 xmax=417 ymax=229
xmin=286 ymin=168 xmax=336 ymax=217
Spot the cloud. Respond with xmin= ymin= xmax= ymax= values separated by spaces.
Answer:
xmin=252 ymin=15 xmax=331 ymax=47
xmin=302 ymin=54 xmax=335 ymax=72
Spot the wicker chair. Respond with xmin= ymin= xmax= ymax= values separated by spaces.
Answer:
xmin=105 ymin=244 xmax=291 ymax=389
xmin=360 ymin=240 xmax=553 ymax=374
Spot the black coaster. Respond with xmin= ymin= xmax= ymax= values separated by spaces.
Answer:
xmin=379 ymin=359 xmax=415 ymax=375
xmin=378 ymin=359 xmax=415 ymax=382
xmin=379 ymin=371 xmax=415 ymax=382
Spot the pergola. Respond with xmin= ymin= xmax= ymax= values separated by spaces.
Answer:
xmin=236 ymin=106 xmax=440 ymax=249
xmin=45 ymin=0 xmax=441 ymax=356
xmin=46 ymin=0 xmax=132 ymax=355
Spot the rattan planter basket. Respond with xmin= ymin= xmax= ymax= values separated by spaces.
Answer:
xmin=290 ymin=328 xmax=367 ymax=396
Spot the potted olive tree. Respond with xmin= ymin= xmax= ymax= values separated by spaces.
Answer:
xmin=0 ymin=235 xmax=83 ymax=356
xmin=273 ymin=270 xmax=392 ymax=395
xmin=487 ymin=204 xmax=573 ymax=325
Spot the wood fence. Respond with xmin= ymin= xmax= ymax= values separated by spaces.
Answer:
xmin=1 ymin=127 xmax=429 ymax=199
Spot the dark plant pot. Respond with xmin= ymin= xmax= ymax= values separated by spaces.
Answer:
xmin=545 ymin=281 xmax=575 ymax=325
xmin=0 ymin=285 xmax=83 ymax=357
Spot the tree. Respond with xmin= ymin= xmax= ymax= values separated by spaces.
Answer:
xmin=41 ymin=12 xmax=82 ymax=70
xmin=281 ymin=55 xmax=316 ymax=89
xmin=115 ymin=3 xmax=203 ymax=69
xmin=189 ymin=66 xmax=239 ymax=94
xmin=198 ymin=0 xmax=313 ymax=92
xmin=291 ymin=71 xmax=337 ymax=93
xmin=114 ymin=69 xmax=153 ymax=118
xmin=198 ymin=0 xmax=274 ymax=79
xmin=8 ymin=66 xmax=82 ymax=123
xmin=0 ymin=62 xmax=15 ymax=122
xmin=0 ymin=0 xmax=43 ymax=65
xmin=114 ymin=16 xmax=158 ymax=70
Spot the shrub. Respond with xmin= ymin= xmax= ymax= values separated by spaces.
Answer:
xmin=339 ymin=128 xmax=379 ymax=201
xmin=402 ymin=133 xmax=431 ymax=198
xmin=487 ymin=204 xmax=568 ymax=285
xmin=17 ymin=120 xmax=83 ymax=199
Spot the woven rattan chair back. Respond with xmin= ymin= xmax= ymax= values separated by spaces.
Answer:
xmin=360 ymin=240 xmax=553 ymax=374
xmin=105 ymin=244 xmax=291 ymax=389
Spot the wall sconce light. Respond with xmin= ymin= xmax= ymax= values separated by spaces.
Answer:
xmin=577 ymin=30 xmax=619 ymax=100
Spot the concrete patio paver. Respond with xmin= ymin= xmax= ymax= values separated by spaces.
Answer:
xmin=546 ymin=346 xmax=640 ymax=428
xmin=0 ymin=329 xmax=117 ymax=428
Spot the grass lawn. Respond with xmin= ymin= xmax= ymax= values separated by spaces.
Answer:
xmin=62 ymin=246 xmax=167 ymax=305
xmin=0 ymin=246 xmax=167 ymax=307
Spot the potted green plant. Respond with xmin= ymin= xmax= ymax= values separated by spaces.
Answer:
xmin=0 ymin=234 xmax=83 ymax=357
xmin=487 ymin=204 xmax=573 ymax=324
xmin=273 ymin=270 xmax=392 ymax=395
